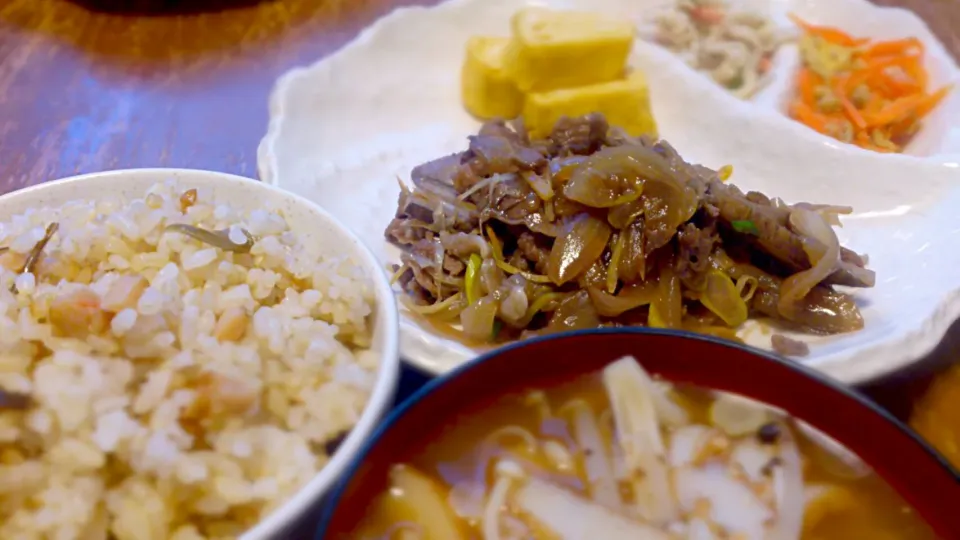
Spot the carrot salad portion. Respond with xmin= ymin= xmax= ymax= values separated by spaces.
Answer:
xmin=788 ymin=14 xmax=951 ymax=153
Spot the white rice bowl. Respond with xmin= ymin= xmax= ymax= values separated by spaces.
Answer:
xmin=0 ymin=170 xmax=399 ymax=539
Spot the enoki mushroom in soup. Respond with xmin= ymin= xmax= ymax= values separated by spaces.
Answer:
xmin=348 ymin=357 xmax=935 ymax=540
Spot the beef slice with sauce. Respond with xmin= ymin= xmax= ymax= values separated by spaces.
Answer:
xmin=706 ymin=182 xmax=874 ymax=288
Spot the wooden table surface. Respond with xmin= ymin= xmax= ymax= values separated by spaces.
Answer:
xmin=1 ymin=0 xmax=959 ymax=418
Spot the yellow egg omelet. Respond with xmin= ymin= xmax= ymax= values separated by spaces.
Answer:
xmin=522 ymin=70 xmax=658 ymax=139
xmin=461 ymin=36 xmax=523 ymax=120
xmin=503 ymin=7 xmax=635 ymax=93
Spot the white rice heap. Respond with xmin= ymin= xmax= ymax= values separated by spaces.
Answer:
xmin=0 ymin=181 xmax=380 ymax=539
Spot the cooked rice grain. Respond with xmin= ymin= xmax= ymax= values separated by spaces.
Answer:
xmin=0 ymin=180 xmax=379 ymax=539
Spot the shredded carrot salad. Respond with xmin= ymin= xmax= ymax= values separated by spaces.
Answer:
xmin=788 ymin=14 xmax=952 ymax=153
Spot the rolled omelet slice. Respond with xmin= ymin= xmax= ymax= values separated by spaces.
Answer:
xmin=504 ymin=7 xmax=635 ymax=93
xmin=461 ymin=36 xmax=523 ymax=120
xmin=522 ymin=70 xmax=659 ymax=139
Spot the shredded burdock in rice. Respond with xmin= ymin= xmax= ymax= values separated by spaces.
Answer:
xmin=0 ymin=181 xmax=378 ymax=539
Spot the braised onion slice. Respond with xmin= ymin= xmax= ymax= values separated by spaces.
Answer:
xmin=548 ymin=155 xmax=588 ymax=187
xmin=543 ymin=291 xmax=601 ymax=333
xmin=514 ymin=475 xmax=670 ymax=540
xmin=607 ymin=199 xmax=645 ymax=229
xmin=617 ymin=219 xmax=646 ymax=283
xmin=650 ymin=264 xmax=682 ymax=329
xmin=700 ymin=271 xmax=749 ymax=327
xmin=400 ymin=293 xmax=465 ymax=320
xmin=522 ymin=171 xmax=554 ymax=201
xmin=642 ymin=179 xmax=699 ymax=252
xmin=460 ymin=296 xmax=499 ymax=341
xmin=547 ymin=214 xmax=612 ymax=285
xmin=588 ymin=282 xmax=658 ymax=317
xmin=606 ymin=233 xmax=625 ymax=293
xmin=564 ymin=146 xmax=647 ymax=208
xmin=509 ymin=292 xmax=567 ymax=328
xmin=778 ymin=209 xmax=840 ymax=320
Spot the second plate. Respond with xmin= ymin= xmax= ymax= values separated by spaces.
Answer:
xmin=259 ymin=0 xmax=960 ymax=382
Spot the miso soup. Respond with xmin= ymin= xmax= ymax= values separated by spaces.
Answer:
xmin=343 ymin=356 xmax=936 ymax=539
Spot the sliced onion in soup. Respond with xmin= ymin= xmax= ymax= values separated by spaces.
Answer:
xmin=673 ymin=464 xmax=771 ymax=539
xmin=387 ymin=465 xmax=467 ymax=540
xmin=602 ymin=357 xmax=678 ymax=523
xmin=709 ymin=393 xmax=775 ymax=437
xmin=666 ymin=425 xmax=714 ymax=468
xmin=771 ymin=423 xmax=806 ymax=540
xmin=561 ymin=399 xmax=620 ymax=509
xmin=514 ymin=475 xmax=670 ymax=540
xmin=651 ymin=380 xmax=690 ymax=428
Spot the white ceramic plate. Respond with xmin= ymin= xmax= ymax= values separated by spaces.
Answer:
xmin=0 ymin=169 xmax=400 ymax=539
xmin=258 ymin=0 xmax=960 ymax=383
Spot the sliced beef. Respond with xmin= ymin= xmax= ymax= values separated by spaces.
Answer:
xmin=486 ymin=176 xmax=542 ymax=221
xmin=771 ymin=334 xmax=811 ymax=357
xmin=708 ymin=181 xmax=807 ymax=266
xmin=401 ymin=257 xmax=440 ymax=297
xmin=409 ymin=238 xmax=442 ymax=265
xmin=479 ymin=120 xmax=527 ymax=143
xmin=439 ymin=232 xmax=487 ymax=259
xmin=391 ymin=180 xmax=479 ymax=242
xmin=411 ymin=153 xmax=464 ymax=202
xmin=549 ymin=113 xmax=610 ymax=156
xmin=402 ymin=239 xmax=443 ymax=295
xmin=453 ymin=122 xmax=546 ymax=194
xmin=676 ymin=222 xmax=718 ymax=280
xmin=443 ymin=254 xmax=466 ymax=276
xmin=385 ymin=218 xmax=429 ymax=246
xmin=750 ymin=285 xmax=864 ymax=334
xmin=517 ymin=232 xmax=550 ymax=275
xmin=397 ymin=268 xmax=433 ymax=305
xmin=605 ymin=126 xmax=648 ymax=147
xmin=706 ymin=181 xmax=874 ymax=288
xmin=393 ymin=184 xmax=434 ymax=222
xmin=840 ymin=247 xmax=867 ymax=267
xmin=465 ymin=132 xmax=545 ymax=175
xmin=386 ymin=113 xmax=874 ymax=337
xmin=507 ymin=250 xmax=531 ymax=271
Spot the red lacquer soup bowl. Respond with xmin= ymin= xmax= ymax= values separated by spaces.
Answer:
xmin=317 ymin=328 xmax=960 ymax=538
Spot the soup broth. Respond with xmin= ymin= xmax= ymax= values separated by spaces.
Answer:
xmin=344 ymin=357 xmax=935 ymax=540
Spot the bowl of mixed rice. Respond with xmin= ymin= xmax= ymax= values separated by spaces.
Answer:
xmin=0 ymin=169 xmax=400 ymax=539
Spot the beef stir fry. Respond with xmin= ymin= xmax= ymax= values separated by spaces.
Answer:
xmin=385 ymin=113 xmax=875 ymax=344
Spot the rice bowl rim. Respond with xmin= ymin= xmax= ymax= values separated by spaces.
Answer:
xmin=0 ymin=168 xmax=401 ymax=539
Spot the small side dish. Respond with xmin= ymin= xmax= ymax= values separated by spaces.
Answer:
xmin=461 ymin=7 xmax=658 ymax=139
xmin=385 ymin=113 xmax=874 ymax=350
xmin=788 ymin=14 xmax=952 ymax=153
xmin=647 ymin=0 xmax=788 ymax=99
xmin=346 ymin=355 xmax=937 ymax=539
xmin=0 ymin=180 xmax=381 ymax=539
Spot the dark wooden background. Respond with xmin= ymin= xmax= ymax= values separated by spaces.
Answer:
xmin=0 ymin=0 xmax=958 ymax=418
